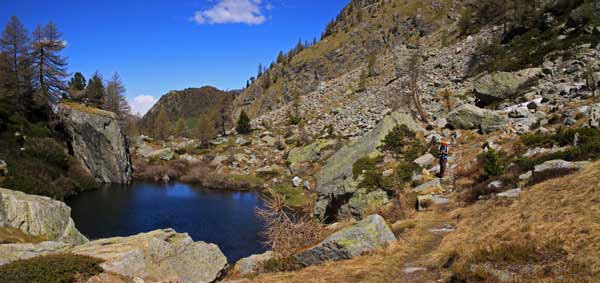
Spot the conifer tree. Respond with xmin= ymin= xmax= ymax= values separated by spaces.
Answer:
xmin=104 ymin=72 xmax=130 ymax=118
xmin=31 ymin=22 xmax=67 ymax=106
xmin=85 ymin=72 xmax=105 ymax=107
xmin=68 ymin=72 xmax=86 ymax=91
xmin=236 ymin=110 xmax=251 ymax=134
xmin=0 ymin=16 xmax=32 ymax=112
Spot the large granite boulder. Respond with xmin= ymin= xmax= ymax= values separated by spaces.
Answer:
xmin=314 ymin=113 xmax=422 ymax=221
xmin=69 ymin=229 xmax=228 ymax=283
xmin=294 ymin=214 xmax=395 ymax=266
xmin=232 ymin=251 xmax=275 ymax=276
xmin=0 ymin=188 xmax=88 ymax=245
xmin=447 ymin=104 xmax=508 ymax=133
xmin=59 ymin=103 xmax=132 ymax=184
xmin=473 ymin=68 xmax=543 ymax=105
xmin=0 ymin=241 xmax=68 ymax=266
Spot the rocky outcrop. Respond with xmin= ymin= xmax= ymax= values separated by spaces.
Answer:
xmin=232 ymin=251 xmax=275 ymax=276
xmin=294 ymin=214 xmax=395 ymax=266
xmin=314 ymin=112 xmax=422 ymax=221
xmin=533 ymin=160 xmax=590 ymax=174
xmin=0 ymin=188 xmax=88 ymax=245
xmin=59 ymin=103 xmax=132 ymax=184
xmin=473 ymin=68 xmax=543 ymax=105
xmin=447 ymin=104 xmax=508 ymax=133
xmin=0 ymin=241 xmax=68 ymax=265
xmin=70 ymin=229 xmax=228 ymax=283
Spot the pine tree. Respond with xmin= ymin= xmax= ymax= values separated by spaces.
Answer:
xmin=31 ymin=22 xmax=67 ymax=106
xmin=68 ymin=72 xmax=86 ymax=91
xmin=236 ymin=110 xmax=251 ymax=134
xmin=0 ymin=16 xmax=32 ymax=112
xmin=85 ymin=72 xmax=105 ymax=107
xmin=104 ymin=72 xmax=130 ymax=118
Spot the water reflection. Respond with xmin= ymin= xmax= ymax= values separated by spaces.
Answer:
xmin=67 ymin=182 xmax=267 ymax=263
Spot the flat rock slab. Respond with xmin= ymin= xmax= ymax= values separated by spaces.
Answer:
xmin=70 ymin=229 xmax=227 ymax=283
xmin=413 ymin=179 xmax=444 ymax=195
xmin=0 ymin=241 xmax=68 ymax=266
xmin=294 ymin=214 xmax=395 ymax=266
xmin=533 ymin=160 xmax=590 ymax=173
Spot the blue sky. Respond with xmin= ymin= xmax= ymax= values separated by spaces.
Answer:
xmin=0 ymin=0 xmax=349 ymax=115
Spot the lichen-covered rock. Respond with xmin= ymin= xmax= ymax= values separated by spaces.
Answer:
xmin=0 ymin=241 xmax=68 ymax=266
xmin=0 ymin=188 xmax=88 ymax=245
xmin=473 ymin=68 xmax=543 ymax=105
xmin=533 ymin=160 xmax=590 ymax=174
xmin=59 ymin=103 xmax=132 ymax=184
xmin=413 ymin=153 xmax=435 ymax=168
xmin=146 ymin=148 xmax=175 ymax=161
xmin=287 ymin=139 xmax=337 ymax=164
xmin=69 ymin=229 xmax=228 ymax=283
xmin=315 ymin=113 xmax=422 ymax=220
xmin=347 ymin=189 xmax=389 ymax=218
xmin=232 ymin=251 xmax=275 ymax=276
xmin=447 ymin=104 xmax=508 ymax=133
xmin=294 ymin=214 xmax=395 ymax=266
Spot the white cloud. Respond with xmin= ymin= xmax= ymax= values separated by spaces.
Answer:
xmin=129 ymin=95 xmax=157 ymax=117
xmin=192 ymin=0 xmax=267 ymax=25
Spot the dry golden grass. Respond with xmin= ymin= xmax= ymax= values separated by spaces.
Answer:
xmin=0 ymin=227 xmax=47 ymax=244
xmin=434 ymin=160 xmax=600 ymax=281
xmin=62 ymin=102 xmax=115 ymax=118
xmin=243 ymin=211 xmax=450 ymax=283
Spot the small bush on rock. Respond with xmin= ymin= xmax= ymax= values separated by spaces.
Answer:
xmin=380 ymin=125 xmax=416 ymax=154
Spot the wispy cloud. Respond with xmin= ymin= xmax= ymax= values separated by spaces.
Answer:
xmin=192 ymin=0 xmax=267 ymax=25
xmin=129 ymin=95 xmax=157 ymax=117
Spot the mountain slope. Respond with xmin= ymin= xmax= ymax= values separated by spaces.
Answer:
xmin=233 ymin=0 xmax=460 ymax=119
xmin=139 ymin=86 xmax=237 ymax=137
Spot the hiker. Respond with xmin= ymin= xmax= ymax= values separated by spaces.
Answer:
xmin=15 ymin=130 xmax=25 ymax=154
xmin=438 ymin=139 xmax=449 ymax=178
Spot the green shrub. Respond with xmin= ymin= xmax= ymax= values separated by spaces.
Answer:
xmin=286 ymin=110 xmax=303 ymax=125
xmin=27 ymin=122 xmax=51 ymax=138
xmin=236 ymin=110 xmax=252 ymax=134
xmin=479 ymin=149 xmax=507 ymax=179
xmin=380 ymin=125 xmax=416 ymax=153
xmin=0 ymin=254 xmax=103 ymax=283
xmin=26 ymin=138 xmax=69 ymax=171
xmin=352 ymin=155 xmax=382 ymax=180
xmin=395 ymin=161 xmax=421 ymax=185
xmin=518 ymin=128 xmax=600 ymax=171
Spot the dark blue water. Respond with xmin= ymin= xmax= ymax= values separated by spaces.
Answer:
xmin=67 ymin=182 xmax=267 ymax=263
